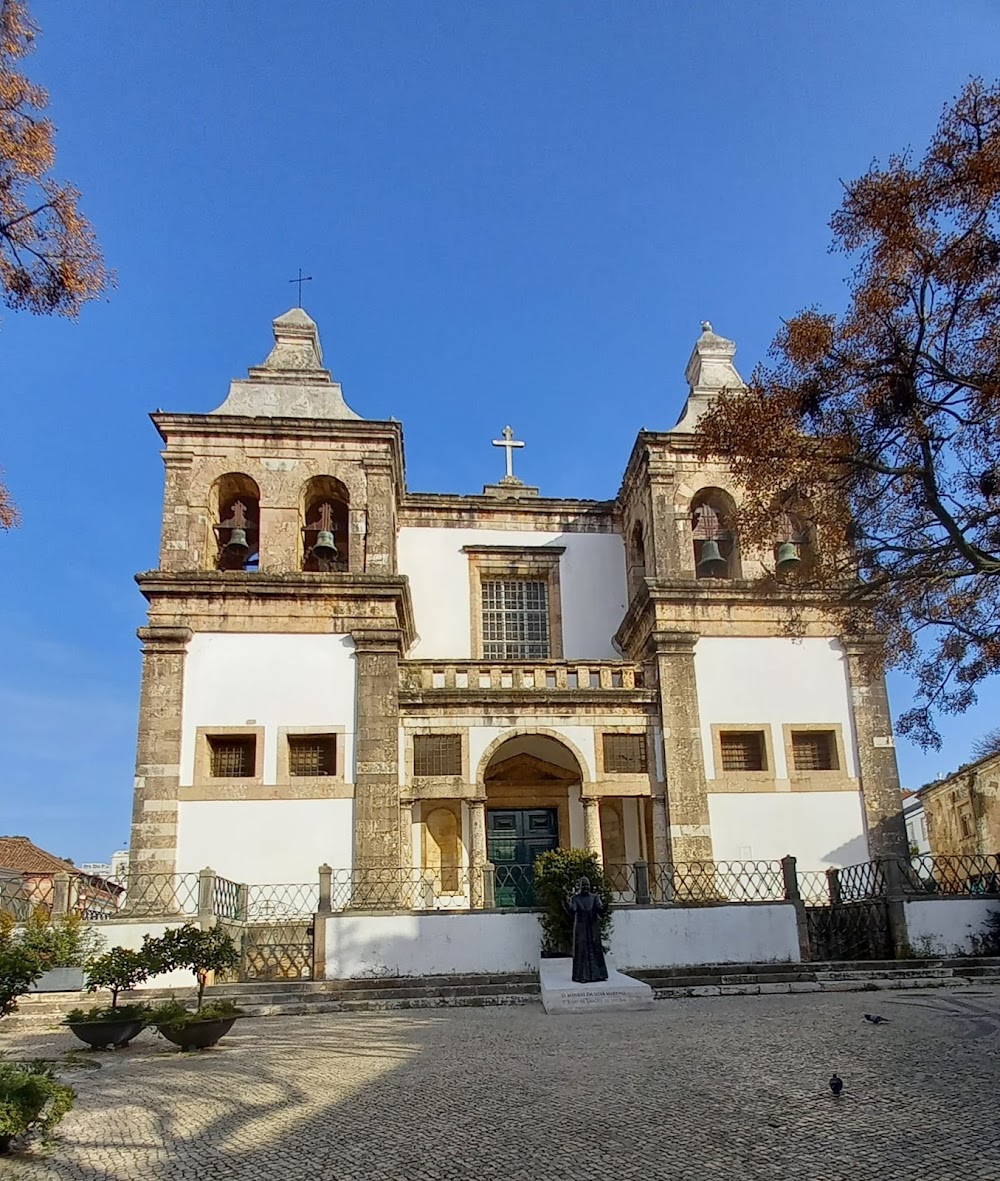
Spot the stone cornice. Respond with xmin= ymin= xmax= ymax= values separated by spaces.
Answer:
xmin=398 ymin=688 xmax=658 ymax=712
xmin=135 ymin=571 xmax=416 ymax=648
xmin=399 ymin=492 xmax=617 ymax=532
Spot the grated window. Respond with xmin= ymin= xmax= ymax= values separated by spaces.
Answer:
xmin=414 ymin=734 xmax=462 ymax=777
xmin=288 ymin=735 xmax=337 ymax=777
xmin=719 ymin=731 xmax=766 ymax=772
xmin=791 ymin=731 xmax=837 ymax=772
xmin=603 ymin=733 xmax=648 ymax=774
xmin=481 ymin=579 xmax=550 ymax=660
xmin=209 ymin=736 xmax=255 ymax=778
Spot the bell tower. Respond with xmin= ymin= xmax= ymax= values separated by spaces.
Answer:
xmin=129 ymin=308 xmax=415 ymax=885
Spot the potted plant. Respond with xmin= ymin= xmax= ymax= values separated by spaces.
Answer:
xmin=532 ymin=849 xmax=613 ymax=957
xmin=0 ymin=914 xmax=44 ymax=1021
xmin=65 ymin=948 xmax=152 ymax=1049
xmin=19 ymin=909 xmax=104 ymax=993
xmin=145 ymin=924 xmax=242 ymax=1050
xmin=0 ymin=1061 xmax=74 ymax=1154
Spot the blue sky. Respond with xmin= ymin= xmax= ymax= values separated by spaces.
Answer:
xmin=1 ymin=1 xmax=998 ymax=863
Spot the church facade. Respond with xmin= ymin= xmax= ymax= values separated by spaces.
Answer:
xmin=128 ymin=308 xmax=907 ymax=903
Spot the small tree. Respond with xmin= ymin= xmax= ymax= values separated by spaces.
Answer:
xmin=84 ymin=948 xmax=151 ymax=1010
xmin=16 ymin=908 xmax=104 ymax=968
xmin=533 ymin=849 xmax=613 ymax=956
xmin=147 ymin=924 xmax=239 ymax=1009
xmin=0 ymin=914 xmax=43 ymax=1019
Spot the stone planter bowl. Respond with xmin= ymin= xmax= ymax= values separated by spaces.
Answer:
xmin=67 ymin=1018 xmax=147 ymax=1050
xmin=157 ymin=1017 xmax=238 ymax=1050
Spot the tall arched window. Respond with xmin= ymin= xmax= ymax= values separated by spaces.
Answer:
xmin=211 ymin=473 xmax=260 ymax=572
xmin=628 ymin=520 xmax=646 ymax=589
xmin=301 ymin=476 xmax=349 ymax=572
xmin=691 ymin=489 xmax=739 ymax=579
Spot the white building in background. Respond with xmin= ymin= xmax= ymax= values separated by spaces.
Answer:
xmin=902 ymin=792 xmax=931 ymax=856
xmin=126 ymin=309 xmax=907 ymax=900
xmin=80 ymin=849 xmax=130 ymax=884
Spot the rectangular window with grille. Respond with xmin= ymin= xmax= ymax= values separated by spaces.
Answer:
xmin=481 ymin=578 xmax=550 ymax=660
xmin=791 ymin=731 xmax=837 ymax=772
xmin=603 ymin=733 xmax=648 ymax=774
xmin=288 ymin=735 xmax=337 ymax=777
xmin=208 ymin=736 xmax=256 ymax=778
xmin=414 ymin=734 xmax=462 ymax=777
xmin=719 ymin=731 xmax=766 ymax=772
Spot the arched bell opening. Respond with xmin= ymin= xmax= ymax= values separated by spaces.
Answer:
xmin=627 ymin=520 xmax=647 ymax=596
xmin=773 ymin=503 xmax=814 ymax=578
xmin=210 ymin=473 xmax=260 ymax=572
xmin=691 ymin=488 xmax=740 ymax=579
xmin=300 ymin=476 xmax=349 ymax=572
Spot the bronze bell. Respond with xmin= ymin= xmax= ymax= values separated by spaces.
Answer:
xmin=696 ymin=539 xmax=728 ymax=578
xmin=312 ymin=529 xmax=339 ymax=561
xmin=776 ymin=540 xmax=802 ymax=575
xmin=224 ymin=526 xmax=250 ymax=558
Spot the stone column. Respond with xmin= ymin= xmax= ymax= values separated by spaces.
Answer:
xmin=158 ymin=450 xmax=195 ymax=571
xmin=469 ymin=799 xmax=488 ymax=908
xmin=399 ymin=799 xmax=415 ymax=868
xmin=843 ymin=639 xmax=908 ymax=858
xmin=351 ymin=629 xmax=404 ymax=904
xmin=583 ymin=798 xmax=603 ymax=861
xmin=653 ymin=631 xmax=712 ymax=862
xmin=649 ymin=794 xmax=670 ymax=865
xmin=361 ymin=458 xmax=396 ymax=573
xmin=129 ymin=626 xmax=192 ymax=882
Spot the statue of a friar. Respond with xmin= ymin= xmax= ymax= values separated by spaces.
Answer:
xmin=568 ymin=876 xmax=608 ymax=983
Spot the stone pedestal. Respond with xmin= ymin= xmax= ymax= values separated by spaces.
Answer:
xmin=539 ymin=957 xmax=655 ymax=1014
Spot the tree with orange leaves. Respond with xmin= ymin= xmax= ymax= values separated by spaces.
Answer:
xmin=0 ymin=0 xmax=109 ymax=528
xmin=696 ymin=79 xmax=1000 ymax=750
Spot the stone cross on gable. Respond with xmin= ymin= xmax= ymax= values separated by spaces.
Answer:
xmin=492 ymin=425 xmax=525 ymax=485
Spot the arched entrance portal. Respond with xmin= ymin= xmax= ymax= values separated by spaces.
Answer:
xmin=481 ymin=734 xmax=585 ymax=907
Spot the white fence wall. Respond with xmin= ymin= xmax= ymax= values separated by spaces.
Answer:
xmin=319 ymin=903 xmax=801 ymax=979
xmin=84 ymin=921 xmax=195 ymax=989
xmin=903 ymin=899 xmax=998 ymax=956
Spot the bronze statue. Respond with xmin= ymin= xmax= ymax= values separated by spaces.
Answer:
xmin=568 ymin=877 xmax=608 ymax=983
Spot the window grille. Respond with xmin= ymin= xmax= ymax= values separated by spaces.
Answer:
xmin=481 ymin=579 xmax=550 ymax=660
xmin=603 ymin=733 xmax=648 ymax=774
xmin=209 ymin=736 xmax=255 ymax=778
xmin=791 ymin=731 xmax=836 ymax=772
xmin=719 ymin=731 xmax=765 ymax=772
xmin=288 ymin=735 xmax=336 ymax=777
xmin=414 ymin=734 xmax=462 ymax=777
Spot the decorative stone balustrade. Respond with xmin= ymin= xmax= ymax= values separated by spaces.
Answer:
xmin=400 ymin=660 xmax=647 ymax=693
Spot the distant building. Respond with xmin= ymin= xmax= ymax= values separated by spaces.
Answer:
xmin=0 ymin=836 xmax=123 ymax=915
xmin=902 ymin=790 xmax=930 ymax=856
xmin=80 ymin=849 xmax=130 ymax=884
xmin=921 ymin=751 xmax=1000 ymax=857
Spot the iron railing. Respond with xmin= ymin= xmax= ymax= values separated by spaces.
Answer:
xmin=897 ymin=854 xmax=1000 ymax=897
xmin=77 ymin=872 xmax=200 ymax=920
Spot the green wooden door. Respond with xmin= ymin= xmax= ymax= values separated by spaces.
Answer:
xmin=487 ymin=808 xmax=559 ymax=907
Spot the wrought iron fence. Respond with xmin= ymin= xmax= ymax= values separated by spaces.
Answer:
xmin=78 ymin=873 xmax=200 ymax=921
xmin=212 ymin=875 xmax=247 ymax=921
xmin=247 ymin=882 xmax=319 ymax=919
xmin=897 ymin=854 xmax=1000 ymax=897
xmin=0 ymin=872 xmax=30 ymax=920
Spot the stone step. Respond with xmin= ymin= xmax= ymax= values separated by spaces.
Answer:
xmin=204 ymin=972 xmax=540 ymax=997
xmin=814 ymin=968 xmax=954 ymax=981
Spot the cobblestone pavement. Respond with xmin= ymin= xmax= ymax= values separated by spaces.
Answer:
xmin=2 ymin=987 xmax=999 ymax=1180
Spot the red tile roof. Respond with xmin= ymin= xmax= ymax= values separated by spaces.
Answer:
xmin=0 ymin=836 xmax=77 ymax=875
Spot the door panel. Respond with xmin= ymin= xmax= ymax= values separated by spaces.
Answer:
xmin=487 ymin=807 xmax=559 ymax=907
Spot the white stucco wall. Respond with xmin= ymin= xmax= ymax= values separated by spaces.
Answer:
xmin=322 ymin=911 xmax=541 ymax=977
xmin=180 ymin=632 xmax=357 ymax=785
xmin=612 ymin=904 xmax=800 ymax=969
xmin=320 ymin=903 xmax=801 ymax=978
xmin=84 ymin=921 xmax=194 ymax=989
xmin=397 ymin=527 xmax=626 ymax=659
xmin=904 ymin=899 xmax=999 ymax=956
xmin=707 ymin=792 xmax=867 ymax=868
xmin=176 ymin=799 xmax=354 ymax=882
xmin=695 ymin=637 xmax=858 ymax=780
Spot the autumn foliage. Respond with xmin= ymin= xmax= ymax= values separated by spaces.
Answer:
xmin=0 ymin=0 xmax=109 ymax=528
xmin=696 ymin=79 xmax=1000 ymax=749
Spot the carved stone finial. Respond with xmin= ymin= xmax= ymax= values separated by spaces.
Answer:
xmin=701 ymin=320 xmax=713 ymax=333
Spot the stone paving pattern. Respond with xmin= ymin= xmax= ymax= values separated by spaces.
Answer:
xmin=3 ymin=987 xmax=999 ymax=1180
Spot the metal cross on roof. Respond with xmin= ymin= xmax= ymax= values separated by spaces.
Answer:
xmin=492 ymin=425 xmax=525 ymax=484
xmin=288 ymin=268 xmax=313 ymax=306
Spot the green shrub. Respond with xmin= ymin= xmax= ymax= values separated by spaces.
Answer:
xmin=16 ymin=910 xmax=104 ymax=970
xmin=0 ymin=1061 xmax=74 ymax=1153
xmin=147 ymin=998 xmax=243 ymax=1030
xmin=64 ymin=1003 xmax=148 ymax=1025
xmin=84 ymin=948 xmax=151 ymax=1009
xmin=532 ymin=849 xmax=612 ymax=955
xmin=145 ymin=924 xmax=239 ymax=1008
xmin=0 ymin=915 xmax=44 ymax=1020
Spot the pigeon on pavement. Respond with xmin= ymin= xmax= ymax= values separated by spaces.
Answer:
xmin=864 ymin=1013 xmax=890 ymax=1025
xmin=830 ymin=1073 xmax=844 ymax=1097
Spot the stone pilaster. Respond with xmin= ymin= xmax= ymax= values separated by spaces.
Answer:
xmin=653 ymin=631 xmax=712 ymax=862
xmin=158 ymin=451 xmax=195 ymax=571
xmin=362 ymin=458 xmax=397 ymax=573
xmin=352 ymin=629 xmax=405 ymax=876
xmin=583 ymin=798 xmax=603 ymax=862
xmin=129 ymin=626 xmax=192 ymax=878
xmin=843 ymin=639 xmax=908 ymax=858
xmin=650 ymin=794 xmax=669 ymax=864
xmin=469 ymin=799 xmax=487 ymax=908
